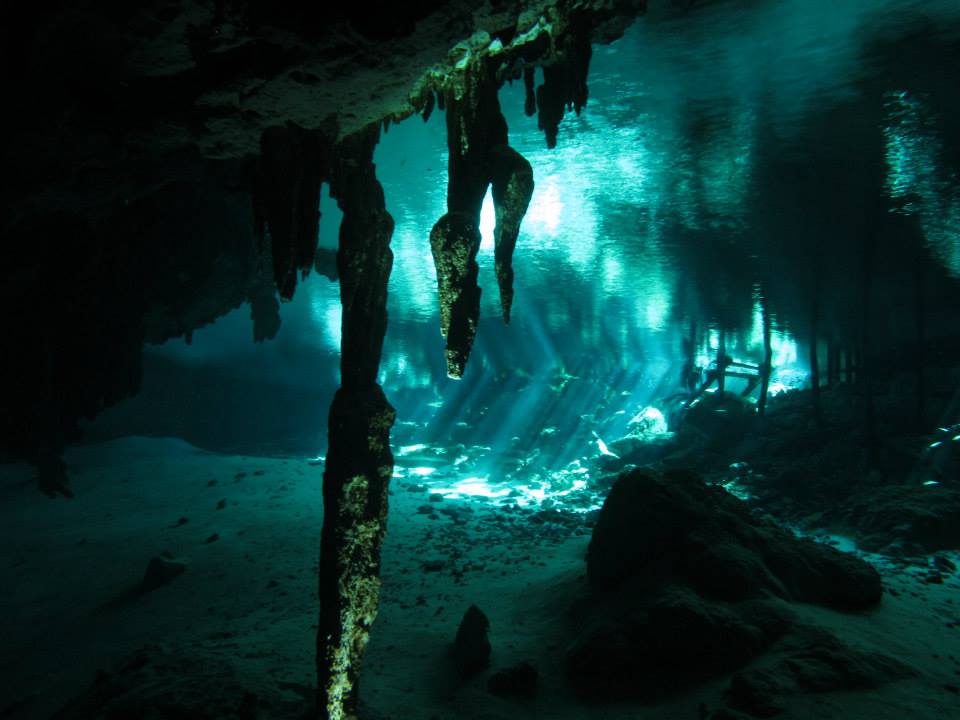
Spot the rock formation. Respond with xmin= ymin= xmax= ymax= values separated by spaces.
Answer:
xmin=318 ymin=125 xmax=396 ymax=720
xmin=568 ymin=469 xmax=891 ymax=702
xmin=431 ymin=55 xmax=533 ymax=377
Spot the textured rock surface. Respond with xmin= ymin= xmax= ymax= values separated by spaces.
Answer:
xmin=724 ymin=627 xmax=915 ymax=718
xmin=587 ymin=469 xmax=882 ymax=608
xmin=430 ymin=212 xmax=483 ymax=378
xmin=566 ymin=469 xmax=886 ymax=701
xmin=317 ymin=128 xmax=396 ymax=720
xmin=431 ymin=54 xmax=533 ymax=376
xmin=826 ymin=484 xmax=960 ymax=554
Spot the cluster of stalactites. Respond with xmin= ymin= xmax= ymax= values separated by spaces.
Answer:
xmin=430 ymin=55 xmax=535 ymax=379
xmin=253 ymin=124 xmax=334 ymax=303
xmin=531 ymin=18 xmax=592 ymax=150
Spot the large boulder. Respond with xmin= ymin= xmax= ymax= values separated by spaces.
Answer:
xmin=566 ymin=589 xmax=794 ymax=700
xmin=586 ymin=469 xmax=882 ymax=609
xmin=566 ymin=469 xmax=886 ymax=701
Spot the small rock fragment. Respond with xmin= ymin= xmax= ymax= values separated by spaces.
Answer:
xmin=142 ymin=555 xmax=187 ymax=592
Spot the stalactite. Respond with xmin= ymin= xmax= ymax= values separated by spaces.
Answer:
xmin=535 ymin=14 xmax=593 ymax=149
xmin=431 ymin=212 xmax=482 ymax=378
xmin=248 ymin=282 xmax=281 ymax=343
xmin=422 ymin=90 xmax=435 ymax=123
xmin=254 ymin=125 xmax=330 ymax=301
xmin=490 ymin=146 xmax=534 ymax=324
xmin=431 ymin=55 xmax=534 ymax=376
xmin=317 ymin=125 xmax=396 ymax=720
xmin=523 ymin=65 xmax=537 ymax=117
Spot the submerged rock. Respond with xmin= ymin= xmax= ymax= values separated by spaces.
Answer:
xmin=566 ymin=469 xmax=886 ymax=701
xmin=826 ymin=484 xmax=960 ymax=554
xmin=586 ymin=469 xmax=881 ymax=608
xmin=488 ymin=661 xmax=538 ymax=699
xmin=724 ymin=626 xmax=914 ymax=717
xmin=566 ymin=589 xmax=794 ymax=700
xmin=452 ymin=604 xmax=491 ymax=676
xmin=141 ymin=554 xmax=186 ymax=592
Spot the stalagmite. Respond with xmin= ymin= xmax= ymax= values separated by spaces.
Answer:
xmin=317 ymin=125 xmax=396 ymax=720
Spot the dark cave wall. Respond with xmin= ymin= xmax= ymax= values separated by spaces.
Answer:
xmin=0 ymin=0 xmax=647 ymax=480
xmin=0 ymin=151 xmax=271 ymax=485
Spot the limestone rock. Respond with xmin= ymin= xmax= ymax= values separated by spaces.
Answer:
xmin=488 ymin=661 xmax=538 ymax=699
xmin=566 ymin=469 xmax=885 ymax=701
xmin=827 ymin=484 xmax=960 ymax=554
xmin=452 ymin=604 xmax=491 ymax=676
xmin=724 ymin=627 xmax=915 ymax=717
xmin=141 ymin=554 xmax=187 ymax=592
xmin=566 ymin=589 xmax=793 ymax=700
xmin=586 ymin=469 xmax=882 ymax=609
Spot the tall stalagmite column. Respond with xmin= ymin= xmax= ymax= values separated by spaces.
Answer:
xmin=317 ymin=125 xmax=396 ymax=720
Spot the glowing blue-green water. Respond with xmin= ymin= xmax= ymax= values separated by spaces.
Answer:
xmin=95 ymin=0 xmax=960 ymax=503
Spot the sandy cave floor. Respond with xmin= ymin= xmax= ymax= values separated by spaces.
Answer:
xmin=1 ymin=436 xmax=960 ymax=719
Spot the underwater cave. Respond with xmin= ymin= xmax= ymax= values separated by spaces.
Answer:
xmin=3 ymin=1 xmax=960 ymax=719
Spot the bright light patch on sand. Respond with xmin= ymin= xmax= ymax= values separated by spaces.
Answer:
xmin=409 ymin=467 xmax=437 ymax=477
xmin=431 ymin=477 xmax=512 ymax=499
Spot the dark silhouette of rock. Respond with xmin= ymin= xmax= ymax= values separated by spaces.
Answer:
xmin=566 ymin=589 xmax=794 ymax=700
xmin=488 ymin=661 xmax=538 ymax=699
xmin=724 ymin=627 xmax=915 ymax=717
xmin=317 ymin=127 xmax=397 ymax=720
xmin=566 ymin=469 xmax=885 ymax=700
xmin=827 ymin=484 xmax=960 ymax=554
xmin=452 ymin=604 xmax=491 ymax=676
xmin=141 ymin=554 xmax=186 ymax=592
xmin=587 ymin=469 xmax=882 ymax=609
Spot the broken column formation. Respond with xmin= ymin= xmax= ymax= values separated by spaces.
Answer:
xmin=431 ymin=56 xmax=534 ymax=377
xmin=317 ymin=125 xmax=396 ymax=720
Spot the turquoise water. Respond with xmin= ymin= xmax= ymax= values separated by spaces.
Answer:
xmin=88 ymin=0 xmax=960 ymax=484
